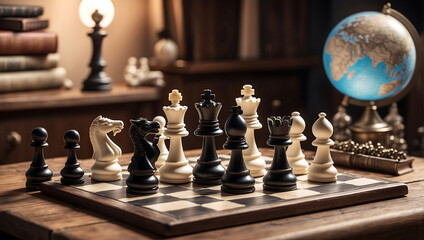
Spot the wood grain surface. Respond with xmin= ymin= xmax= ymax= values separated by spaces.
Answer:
xmin=0 ymin=149 xmax=423 ymax=239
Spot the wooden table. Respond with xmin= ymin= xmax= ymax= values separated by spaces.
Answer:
xmin=1 ymin=149 xmax=423 ymax=240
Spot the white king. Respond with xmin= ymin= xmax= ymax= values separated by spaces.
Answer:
xmin=236 ymin=84 xmax=266 ymax=177
xmin=159 ymin=89 xmax=193 ymax=183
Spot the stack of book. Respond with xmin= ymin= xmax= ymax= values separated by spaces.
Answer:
xmin=0 ymin=4 xmax=67 ymax=93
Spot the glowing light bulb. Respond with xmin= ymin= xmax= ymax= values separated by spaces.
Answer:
xmin=79 ymin=0 xmax=114 ymax=28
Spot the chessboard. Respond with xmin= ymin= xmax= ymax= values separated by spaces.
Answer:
xmin=40 ymin=154 xmax=408 ymax=237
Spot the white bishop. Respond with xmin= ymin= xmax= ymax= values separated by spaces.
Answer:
xmin=308 ymin=112 xmax=338 ymax=182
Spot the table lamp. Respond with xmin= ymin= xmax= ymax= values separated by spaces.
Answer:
xmin=79 ymin=0 xmax=114 ymax=91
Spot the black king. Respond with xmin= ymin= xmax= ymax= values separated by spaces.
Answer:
xmin=193 ymin=89 xmax=226 ymax=185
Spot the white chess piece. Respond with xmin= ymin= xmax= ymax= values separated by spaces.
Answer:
xmin=153 ymin=116 xmax=169 ymax=170
xmin=236 ymin=84 xmax=266 ymax=177
xmin=308 ymin=112 xmax=338 ymax=182
xmin=124 ymin=57 xmax=137 ymax=84
xmin=159 ymin=89 xmax=193 ymax=183
xmin=287 ymin=111 xmax=309 ymax=175
xmin=89 ymin=116 xmax=124 ymax=181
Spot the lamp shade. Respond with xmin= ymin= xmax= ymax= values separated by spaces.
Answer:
xmin=79 ymin=0 xmax=114 ymax=28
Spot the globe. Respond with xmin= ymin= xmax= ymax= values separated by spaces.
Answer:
xmin=323 ymin=11 xmax=416 ymax=101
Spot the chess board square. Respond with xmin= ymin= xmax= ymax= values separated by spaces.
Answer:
xmin=129 ymin=195 xmax=180 ymax=206
xmin=272 ymin=189 xmax=320 ymax=200
xmin=343 ymin=178 xmax=383 ymax=186
xmin=119 ymin=192 xmax=165 ymax=202
xmin=183 ymin=196 xmax=220 ymax=205
xmin=202 ymin=201 xmax=245 ymax=211
xmin=336 ymin=174 xmax=358 ymax=181
xmin=167 ymin=190 xmax=203 ymax=199
xmin=166 ymin=206 xmax=216 ymax=218
xmin=296 ymin=180 xmax=320 ymax=189
xmin=208 ymin=191 xmax=265 ymax=201
xmin=96 ymin=187 xmax=128 ymax=199
xmin=76 ymin=183 xmax=122 ymax=192
xmin=230 ymin=195 xmax=281 ymax=206
xmin=308 ymin=183 xmax=357 ymax=194
xmin=145 ymin=200 xmax=199 ymax=212
xmin=194 ymin=188 xmax=221 ymax=195
xmin=159 ymin=186 xmax=190 ymax=194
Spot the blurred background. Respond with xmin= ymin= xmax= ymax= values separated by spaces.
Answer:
xmin=1 ymin=0 xmax=424 ymax=162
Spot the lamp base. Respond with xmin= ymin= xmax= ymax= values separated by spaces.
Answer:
xmin=82 ymin=71 xmax=111 ymax=91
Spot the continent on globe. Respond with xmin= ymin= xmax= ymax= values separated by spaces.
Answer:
xmin=323 ymin=11 xmax=416 ymax=101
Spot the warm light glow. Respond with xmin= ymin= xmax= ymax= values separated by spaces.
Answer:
xmin=79 ymin=0 xmax=114 ymax=28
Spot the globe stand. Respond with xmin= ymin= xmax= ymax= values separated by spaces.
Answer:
xmin=349 ymin=103 xmax=392 ymax=146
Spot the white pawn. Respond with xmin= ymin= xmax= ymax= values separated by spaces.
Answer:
xmin=89 ymin=116 xmax=124 ymax=181
xmin=153 ymin=116 xmax=169 ymax=170
xmin=286 ymin=111 xmax=309 ymax=175
xmin=159 ymin=89 xmax=193 ymax=183
xmin=236 ymin=84 xmax=266 ymax=177
xmin=308 ymin=112 xmax=338 ymax=182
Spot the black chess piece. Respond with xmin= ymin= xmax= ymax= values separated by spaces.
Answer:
xmin=126 ymin=118 xmax=160 ymax=194
xmin=193 ymin=89 xmax=226 ymax=185
xmin=263 ymin=116 xmax=297 ymax=191
xmin=60 ymin=130 xmax=85 ymax=185
xmin=25 ymin=127 xmax=53 ymax=191
xmin=221 ymin=106 xmax=255 ymax=194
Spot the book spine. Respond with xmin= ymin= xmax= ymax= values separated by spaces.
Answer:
xmin=0 ymin=67 xmax=66 ymax=92
xmin=0 ymin=5 xmax=43 ymax=18
xmin=22 ymin=20 xmax=49 ymax=32
xmin=331 ymin=149 xmax=414 ymax=175
xmin=0 ymin=31 xmax=57 ymax=55
xmin=0 ymin=54 xmax=59 ymax=72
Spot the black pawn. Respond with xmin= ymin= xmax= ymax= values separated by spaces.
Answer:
xmin=221 ymin=106 xmax=255 ymax=194
xmin=25 ymin=127 xmax=53 ymax=191
xmin=126 ymin=118 xmax=160 ymax=194
xmin=193 ymin=89 xmax=225 ymax=185
xmin=263 ymin=116 xmax=297 ymax=191
xmin=60 ymin=130 xmax=85 ymax=185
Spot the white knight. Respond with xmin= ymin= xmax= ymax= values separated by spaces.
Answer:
xmin=89 ymin=115 xmax=124 ymax=181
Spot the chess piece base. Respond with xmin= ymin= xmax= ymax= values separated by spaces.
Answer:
xmin=159 ymin=161 xmax=193 ymax=184
xmin=221 ymin=185 xmax=255 ymax=194
xmin=288 ymin=155 xmax=309 ymax=175
xmin=263 ymin=168 xmax=297 ymax=192
xmin=193 ymin=159 xmax=225 ymax=185
xmin=221 ymin=170 xmax=255 ymax=194
xmin=263 ymin=184 xmax=296 ymax=192
xmin=25 ymin=165 xmax=53 ymax=191
xmin=126 ymin=174 xmax=159 ymax=194
xmin=26 ymin=180 xmax=51 ymax=191
xmin=61 ymin=176 xmax=85 ymax=185
xmin=308 ymin=163 xmax=338 ymax=183
xmin=127 ymin=186 xmax=159 ymax=194
xmin=91 ymin=160 xmax=122 ymax=182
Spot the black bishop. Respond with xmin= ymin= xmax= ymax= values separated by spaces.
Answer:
xmin=221 ymin=106 xmax=255 ymax=194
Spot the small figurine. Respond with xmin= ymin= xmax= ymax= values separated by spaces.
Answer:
xmin=124 ymin=57 xmax=164 ymax=87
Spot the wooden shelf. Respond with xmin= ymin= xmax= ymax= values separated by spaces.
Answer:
xmin=150 ymin=56 xmax=321 ymax=75
xmin=0 ymin=83 xmax=161 ymax=112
